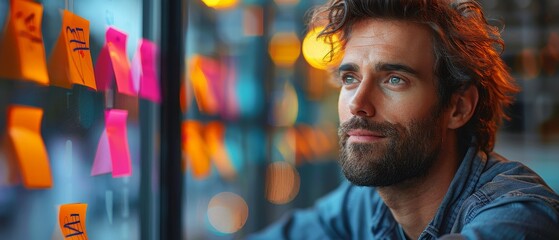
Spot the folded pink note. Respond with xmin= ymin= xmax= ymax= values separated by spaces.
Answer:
xmin=135 ymin=39 xmax=161 ymax=103
xmin=90 ymin=129 xmax=111 ymax=176
xmin=94 ymin=27 xmax=135 ymax=95
xmin=91 ymin=109 xmax=132 ymax=177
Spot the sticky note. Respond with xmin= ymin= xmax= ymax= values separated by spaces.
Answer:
xmin=59 ymin=203 xmax=89 ymax=239
xmin=94 ymin=27 xmax=135 ymax=96
xmin=0 ymin=138 xmax=20 ymax=186
xmin=0 ymin=0 xmax=49 ymax=84
xmin=106 ymin=109 xmax=132 ymax=177
xmin=7 ymin=105 xmax=52 ymax=189
xmin=48 ymin=10 xmax=96 ymax=90
xmin=182 ymin=120 xmax=211 ymax=179
xmin=91 ymin=109 xmax=132 ymax=177
xmin=132 ymin=39 xmax=161 ymax=103
xmin=189 ymin=55 xmax=219 ymax=114
xmin=90 ymin=129 xmax=112 ymax=176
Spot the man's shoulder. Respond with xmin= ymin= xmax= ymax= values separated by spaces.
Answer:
xmin=466 ymin=152 xmax=559 ymax=214
xmin=448 ymin=152 xmax=559 ymax=238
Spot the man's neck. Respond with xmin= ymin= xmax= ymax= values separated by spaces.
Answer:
xmin=377 ymin=138 xmax=460 ymax=239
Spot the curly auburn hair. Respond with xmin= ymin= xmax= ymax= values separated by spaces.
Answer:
xmin=308 ymin=0 xmax=519 ymax=153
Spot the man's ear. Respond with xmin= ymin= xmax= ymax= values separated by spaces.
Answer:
xmin=447 ymin=84 xmax=479 ymax=129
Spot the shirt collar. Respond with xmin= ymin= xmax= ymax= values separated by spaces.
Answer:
xmin=421 ymin=140 xmax=488 ymax=238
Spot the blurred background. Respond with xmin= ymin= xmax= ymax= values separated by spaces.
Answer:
xmin=0 ymin=0 xmax=558 ymax=239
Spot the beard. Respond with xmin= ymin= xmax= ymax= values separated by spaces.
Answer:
xmin=337 ymin=112 xmax=443 ymax=187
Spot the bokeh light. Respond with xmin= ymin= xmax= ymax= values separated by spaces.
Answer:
xmin=265 ymin=161 xmax=300 ymax=204
xmin=201 ymin=0 xmax=239 ymax=10
xmin=516 ymin=48 xmax=540 ymax=80
xmin=272 ymin=81 xmax=299 ymax=127
xmin=268 ymin=32 xmax=301 ymax=67
xmin=302 ymin=26 xmax=343 ymax=70
xmin=207 ymin=192 xmax=248 ymax=234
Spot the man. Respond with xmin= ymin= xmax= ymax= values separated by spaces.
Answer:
xmin=250 ymin=0 xmax=559 ymax=239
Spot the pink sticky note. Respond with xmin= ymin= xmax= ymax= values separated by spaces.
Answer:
xmin=94 ymin=44 xmax=113 ymax=91
xmin=93 ymin=27 xmax=135 ymax=96
xmin=105 ymin=109 xmax=132 ymax=177
xmin=91 ymin=129 xmax=112 ymax=176
xmin=138 ymin=40 xmax=161 ymax=103
xmin=131 ymin=50 xmax=141 ymax=94
xmin=90 ymin=110 xmax=132 ymax=178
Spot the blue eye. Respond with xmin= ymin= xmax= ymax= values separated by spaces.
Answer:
xmin=341 ymin=75 xmax=358 ymax=85
xmin=388 ymin=76 xmax=403 ymax=85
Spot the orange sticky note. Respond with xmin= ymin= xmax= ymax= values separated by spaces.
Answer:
xmin=58 ymin=203 xmax=89 ymax=239
xmin=0 ymin=0 xmax=48 ymax=84
xmin=94 ymin=27 xmax=135 ymax=95
xmin=7 ymin=105 xmax=52 ymax=189
xmin=189 ymin=55 xmax=219 ymax=114
xmin=182 ymin=120 xmax=211 ymax=179
xmin=0 ymin=137 xmax=20 ymax=186
xmin=48 ymin=10 xmax=96 ymax=90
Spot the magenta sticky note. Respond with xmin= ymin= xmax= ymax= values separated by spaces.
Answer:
xmin=137 ymin=39 xmax=161 ymax=103
xmin=93 ymin=27 xmax=135 ymax=96
xmin=105 ymin=109 xmax=132 ymax=177
xmin=91 ymin=129 xmax=112 ymax=176
xmin=94 ymin=45 xmax=113 ymax=91
xmin=131 ymin=49 xmax=142 ymax=94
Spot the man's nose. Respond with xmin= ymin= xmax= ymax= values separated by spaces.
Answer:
xmin=349 ymin=84 xmax=375 ymax=117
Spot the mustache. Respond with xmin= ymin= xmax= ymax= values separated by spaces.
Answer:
xmin=338 ymin=117 xmax=400 ymax=137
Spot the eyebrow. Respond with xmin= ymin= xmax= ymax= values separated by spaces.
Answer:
xmin=375 ymin=62 xmax=419 ymax=76
xmin=337 ymin=62 xmax=419 ymax=77
xmin=337 ymin=63 xmax=359 ymax=75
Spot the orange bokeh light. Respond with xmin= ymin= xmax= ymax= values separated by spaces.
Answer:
xmin=268 ymin=32 xmax=301 ymax=67
xmin=201 ymin=0 xmax=239 ymax=10
xmin=302 ymin=26 xmax=343 ymax=70
xmin=265 ymin=161 xmax=300 ymax=204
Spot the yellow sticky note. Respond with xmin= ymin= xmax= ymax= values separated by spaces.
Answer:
xmin=48 ymin=10 xmax=96 ymax=90
xmin=0 ymin=0 xmax=49 ymax=85
xmin=7 ymin=105 xmax=52 ymax=189
xmin=58 ymin=203 xmax=89 ymax=239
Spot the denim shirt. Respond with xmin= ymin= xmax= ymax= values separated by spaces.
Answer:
xmin=249 ymin=145 xmax=559 ymax=239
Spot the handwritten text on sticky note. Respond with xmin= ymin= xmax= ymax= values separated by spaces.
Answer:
xmin=48 ymin=10 xmax=96 ymax=90
xmin=59 ymin=203 xmax=89 ymax=239
xmin=0 ymin=0 xmax=48 ymax=84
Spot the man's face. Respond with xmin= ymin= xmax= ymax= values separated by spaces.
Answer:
xmin=337 ymin=19 xmax=446 ymax=187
